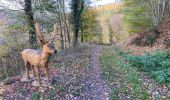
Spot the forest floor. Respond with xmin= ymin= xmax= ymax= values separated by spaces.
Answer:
xmin=0 ymin=44 xmax=170 ymax=100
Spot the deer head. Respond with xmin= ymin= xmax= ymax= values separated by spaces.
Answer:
xmin=35 ymin=22 xmax=57 ymax=54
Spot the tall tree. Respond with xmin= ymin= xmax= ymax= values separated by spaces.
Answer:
xmin=62 ymin=0 xmax=71 ymax=48
xmin=70 ymin=0 xmax=84 ymax=48
xmin=24 ymin=0 xmax=37 ymax=48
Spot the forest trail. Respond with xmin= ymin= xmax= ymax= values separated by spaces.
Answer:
xmin=1 ymin=44 xmax=170 ymax=99
xmin=82 ymin=45 xmax=110 ymax=100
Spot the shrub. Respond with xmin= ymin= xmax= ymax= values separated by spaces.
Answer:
xmin=145 ymin=34 xmax=156 ymax=46
xmin=0 ymin=27 xmax=29 ymax=81
xmin=133 ymin=33 xmax=157 ymax=47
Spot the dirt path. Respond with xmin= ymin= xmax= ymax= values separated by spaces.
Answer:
xmin=82 ymin=45 xmax=110 ymax=100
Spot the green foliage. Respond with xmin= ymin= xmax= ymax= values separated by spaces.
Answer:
xmin=116 ymin=50 xmax=127 ymax=56
xmin=32 ymin=92 xmax=41 ymax=100
xmin=33 ymin=0 xmax=57 ymax=12
xmin=122 ymin=0 xmax=170 ymax=34
xmin=123 ymin=50 xmax=170 ymax=84
xmin=145 ymin=34 xmax=157 ymax=46
xmin=110 ymin=87 xmax=119 ymax=100
xmin=80 ymin=8 xmax=101 ymax=42
xmin=123 ymin=0 xmax=153 ymax=33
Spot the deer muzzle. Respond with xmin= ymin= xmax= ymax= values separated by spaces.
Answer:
xmin=54 ymin=50 xmax=57 ymax=53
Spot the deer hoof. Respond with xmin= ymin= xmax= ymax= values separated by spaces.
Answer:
xmin=21 ymin=77 xmax=34 ymax=82
xmin=30 ymin=74 xmax=35 ymax=79
xmin=42 ymin=82 xmax=51 ymax=87
xmin=32 ymin=81 xmax=40 ymax=87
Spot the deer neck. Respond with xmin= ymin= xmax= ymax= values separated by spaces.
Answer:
xmin=40 ymin=52 xmax=51 ymax=66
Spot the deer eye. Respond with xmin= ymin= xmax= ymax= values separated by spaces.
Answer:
xmin=47 ymin=43 xmax=54 ymax=49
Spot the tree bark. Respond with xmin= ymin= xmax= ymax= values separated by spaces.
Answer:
xmin=81 ymin=26 xmax=84 ymax=43
xmin=57 ymin=0 xmax=64 ymax=50
xmin=24 ymin=0 xmax=37 ymax=49
xmin=62 ymin=0 xmax=71 ymax=48
xmin=73 ymin=29 xmax=79 ymax=48
xmin=81 ymin=33 xmax=84 ymax=43
xmin=71 ymin=0 xmax=84 ymax=48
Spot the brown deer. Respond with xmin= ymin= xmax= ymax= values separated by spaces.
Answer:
xmin=21 ymin=22 xmax=57 ymax=86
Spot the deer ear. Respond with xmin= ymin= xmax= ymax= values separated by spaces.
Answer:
xmin=35 ymin=22 xmax=47 ymax=45
xmin=49 ymin=23 xmax=57 ymax=42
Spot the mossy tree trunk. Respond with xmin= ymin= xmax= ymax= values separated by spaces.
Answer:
xmin=24 ymin=0 xmax=37 ymax=49
xmin=71 ymin=0 xmax=84 ymax=48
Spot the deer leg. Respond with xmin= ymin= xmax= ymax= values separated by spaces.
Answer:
xmin=31 ymin=65 xmax=36 ymax=79
xmin=21 ymin=62 xmax=31 ymax=82
xmin=36 ymin=66 xmax=40 ymax=85
xmin=32 ymin=66 xmax=40 ymax=86
xmin=25 ymin=62 xmax=30 ymax=79
xmin=44 ymin=66 xmax=50 ymax=84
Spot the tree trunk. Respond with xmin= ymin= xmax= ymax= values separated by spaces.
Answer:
xmin=62 ymin=0 xmax=71 ymax=48
xmin=56 ymin=0 xmax=64 ymax=50
xmin=73 ymin=29 xmax=79 ymax=48
xmin=71 ymin=0 xmax=84 ymax=48
xmin=81 ymin=33 xmax=84 ymax=43
xmin=24 ymin=0 xmax=37 ymax=49
xmin=81 ymin=28 xmax=84 ymax=43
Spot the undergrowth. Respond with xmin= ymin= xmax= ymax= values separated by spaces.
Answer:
xmin=118 ymin=50 xmax=170 ymax=85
